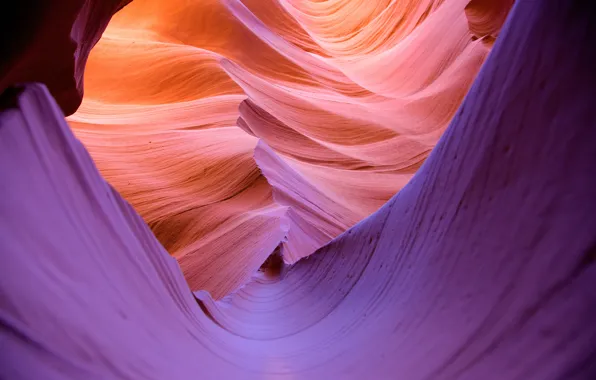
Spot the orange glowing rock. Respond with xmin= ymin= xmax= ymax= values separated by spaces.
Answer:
xmin=68 ymin=0 xmax=513 ymax=297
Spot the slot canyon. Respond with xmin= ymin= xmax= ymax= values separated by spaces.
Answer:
xmin=1 ymin=0 xmax=595 ymax=379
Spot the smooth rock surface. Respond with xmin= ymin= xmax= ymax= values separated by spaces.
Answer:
xmin=1 ymin=1 xmax=595 ymax=378
xmin=66 ymin=0 xmax=514 ymax=296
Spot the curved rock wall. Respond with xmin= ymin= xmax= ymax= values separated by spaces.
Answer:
xmin=1 ymin=0 xmax=595 ymax=379
xmin=67 ymin=0 xmax=512 ymax=297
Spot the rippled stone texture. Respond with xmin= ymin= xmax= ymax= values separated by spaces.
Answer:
xmin=67 ymin=0 xmax=514 ymax=297
xmin=1 ymin=1 xmax=595 ymax=379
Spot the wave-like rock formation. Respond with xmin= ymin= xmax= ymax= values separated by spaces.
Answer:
xmin=1 ymin=0 xmax=596 ymax=379
xmin=66 ymin=0 xmax=514 ymax=297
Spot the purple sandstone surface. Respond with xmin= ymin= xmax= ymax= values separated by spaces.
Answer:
xmin=1 ymin=0 xmax=596 ymax=379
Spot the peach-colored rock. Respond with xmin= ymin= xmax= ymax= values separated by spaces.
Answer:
xmin=1 ymin=1 xmax=594 ymax=378
xmin=68 ymin=0 xmax=513 ymax=297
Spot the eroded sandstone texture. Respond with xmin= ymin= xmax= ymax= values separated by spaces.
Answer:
xmin=1 ymin=0 xmax=595 ymax=379
xmin=67 ymin=0 xmax=514 ymax=297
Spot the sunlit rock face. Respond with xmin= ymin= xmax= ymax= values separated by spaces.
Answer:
xmin=2 ymin=0 xmax=596 ymax=379
xmin=67 ymin=0 xmax=512 ymax=298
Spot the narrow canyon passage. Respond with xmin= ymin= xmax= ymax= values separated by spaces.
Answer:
xmin=67 ymin=0 xmax=509 ymax=298
xmin=0 ymin=0 xmax=595 ymax=379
